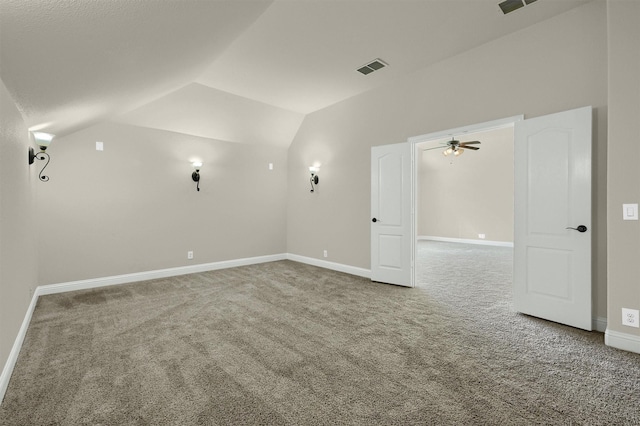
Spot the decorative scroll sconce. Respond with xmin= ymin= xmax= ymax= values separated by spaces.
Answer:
xmin=28 ymin=132 xmax=55 ymax=182
xmin=192 ymin=162 xmax=202 ymax=191
xmin=309 ymin=166 xmax=319 ymax=193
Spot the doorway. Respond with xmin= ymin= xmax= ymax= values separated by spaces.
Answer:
xmin=415 ymin=126 xmax=515 ymax=250
xmin=408 ymin=116 xmax=522 ymax=288
xmin=402 ymin=107 xmax=594 ymax=331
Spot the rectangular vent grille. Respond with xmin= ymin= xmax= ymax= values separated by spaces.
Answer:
xmin=499 ymin=0 xmax=537 ymax=15
xmin=499 ymin=0 xmax=524 ymax=14
xmin=357 ymin=58 xmax=388 ymax=75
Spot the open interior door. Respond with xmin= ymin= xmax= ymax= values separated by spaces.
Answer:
xmin=371 ymin=143 xmax=413 ymax=287
xmin=514 ymin=106 xmax=592 ymax=330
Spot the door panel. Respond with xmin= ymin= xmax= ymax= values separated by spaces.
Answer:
xmin=514 ymin=106 xmax=592 ymax=330
xmin=371 ymin=143 xmax=412 ymax=287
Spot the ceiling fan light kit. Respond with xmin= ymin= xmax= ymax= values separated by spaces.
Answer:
xmin=428 ymin=138 xmax=481 ymax=157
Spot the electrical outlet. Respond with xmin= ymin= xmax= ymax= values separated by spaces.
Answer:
xmin=478 ymin=234 xmax=486 ymax=239
xmin=622 ymin=308 xmax=639 ymax=328
xmin=187 ymin=251 xmax=194 ymax=260
xmin=323 ymin=250 xmax=328 ymax=258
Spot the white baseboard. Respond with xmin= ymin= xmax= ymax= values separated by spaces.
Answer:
xmin=286 ymin=254 xmax=371 ymax=279
xmin=38 ymin=254 xmax=287 ymax=296
xmin=592 ymin=316 xmax=607 ymax=333
xmin=1 ymin=253 xmax=367 ymax=402
xmin=418 ymin=236 xmax=514 ymax=248
xmin=0 ymin=252 xmax=616 ymax=404
xmin=604 ymin=328 xmax=640 ymax=354
xmin=0 ymin=289 xmax=40 ymax=404
xmin=0 ymin=253 xmax=286 ymax=403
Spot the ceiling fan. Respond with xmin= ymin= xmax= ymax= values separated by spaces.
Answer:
xmin=423 ymin=138 xmax=481 ymax=157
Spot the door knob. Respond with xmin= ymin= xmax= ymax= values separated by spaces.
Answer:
xmin=372 ymin=218 xmax=378 ymax=223
xmin=566 ymin=225 xmax=587 ymax=233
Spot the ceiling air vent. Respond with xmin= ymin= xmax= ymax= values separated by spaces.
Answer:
xmin=357 ymin=59 xmax=388 ymax=76
xmin=499 ymin=0 xmax=524 ymax=14
xmin=499 ymin=0 xmax=537 ymax=15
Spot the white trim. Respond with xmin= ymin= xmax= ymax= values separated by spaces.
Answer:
xmin=0 ymin=253 xmax=627 ymax=404
xmin=592 ymin=316 xmax=607 ymax=333
xmin=0 ymin=253 xmax=288 ymax=403
xmin=38 ymin=254 xmax=287 ymax=296
xmin=408 ymin=115 xmax=524 ymax=145
xmin=412 ymin=141 xmax=418 ymax=289
xmin=1 ymin=253 xmax=368 ymax=402
xmin=605 ymin=328 xmax=640 ymax=354
xmin=0 ymin=289 xmax=39 ymax=403
xmin=286 ymin=254 xmax=371 ymax=279
xmin=418 ymin=235 xmax=514 ymax=248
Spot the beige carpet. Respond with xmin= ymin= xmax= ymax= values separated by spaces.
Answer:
xmin=1 ymin=242 xmax=639 ymax=425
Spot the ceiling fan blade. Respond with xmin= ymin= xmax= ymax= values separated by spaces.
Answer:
xmin=460 ymin=141 xmax=481 ymax=145
xmin=462 ymin=146 xmax=480 ymax=150
xmin=423 ymin=146 xmax=447 ymax=151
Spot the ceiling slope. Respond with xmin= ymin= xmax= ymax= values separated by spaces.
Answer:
xmin=114 ymin=83 xmax=304 ymax=148
xmin=0 ymin=0 xmax=273 ymax=136
xmin=197 ymin=0 xmax=591 ymax=115
xmin=1 ymin=0 xmax=591 ymax=146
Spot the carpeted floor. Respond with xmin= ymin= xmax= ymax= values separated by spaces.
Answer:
xmin=1 ymin=241 xmax=639 ymax=425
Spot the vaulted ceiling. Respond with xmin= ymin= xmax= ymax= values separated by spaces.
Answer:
xmin=0 ymin=0 xmax=590 ymax=147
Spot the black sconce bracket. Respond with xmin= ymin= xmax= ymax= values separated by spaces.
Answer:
xmin=29 ymin=146 xmax=51 ymax=182
xmin=310 ymin=174 xmax=319 ymax=192
xmin=192 ymin=170 xmax=200 ymax=191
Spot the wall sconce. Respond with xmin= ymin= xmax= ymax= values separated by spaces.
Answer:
xmin=192 ymin=162 xmax=202 ymax=191
xmin=28 ymin=132 xmax=55 ymax=182
xmin=309 ymin=166 xmax=319 ymax=193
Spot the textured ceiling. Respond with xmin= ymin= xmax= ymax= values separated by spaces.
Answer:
xmin=0 ymin=0 xmax=272 ymax=136
xmin=114 ymin=83 xmax=304 ymax=148
xmin=0 ymin=0 xmax=590 ymax=147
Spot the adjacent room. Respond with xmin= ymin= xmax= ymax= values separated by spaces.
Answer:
xmin=1 ymin=0 xmax=639 ymax=424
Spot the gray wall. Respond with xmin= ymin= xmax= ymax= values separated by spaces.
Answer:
xmin=0 ymin=79 xmax=37 ymax=372
xmin=37 ymin=122 xmax=288 ymax=285
xmin=287 ymin=1 xmax=608 ymax=319
xmin=418 ymin=127 xmax=514 ymax=242
xmin=606 ymin=0 xmax=640 ymax=337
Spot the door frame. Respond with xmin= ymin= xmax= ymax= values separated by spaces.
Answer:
xmin=407 ymin=115 xmax=524 ymax=287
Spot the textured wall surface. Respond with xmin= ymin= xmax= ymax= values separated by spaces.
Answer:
xmin=36 ymin=122 xmax=288 ymax=285
xmin=606 ymin=0 xmax=640 ymax=339
xmin=0 ymin=79 xmax=37 ymax=375
xmin=287 ymin=1 xmax=608 ymax=318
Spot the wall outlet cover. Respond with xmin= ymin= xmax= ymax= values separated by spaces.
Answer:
xmin=622 ymin=308 xmax=639 ymax=328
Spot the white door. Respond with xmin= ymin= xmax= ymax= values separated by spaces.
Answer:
xmin=514 ymin=106 xmax=592 ymax=330
xmin=371 ymin=143 xmax=413 ymax=287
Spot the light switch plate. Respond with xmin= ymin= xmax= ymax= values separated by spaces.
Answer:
xmin=623 ymin=204 xmax=638 ymax=220
xmin=96 ymin=141 xmax=104 ymax=151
